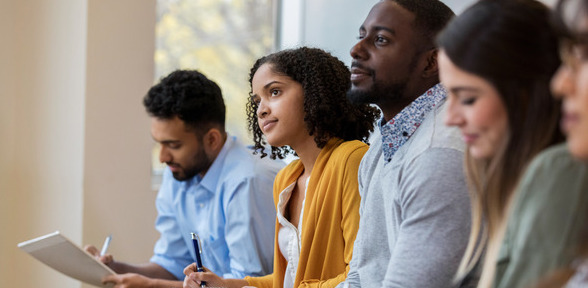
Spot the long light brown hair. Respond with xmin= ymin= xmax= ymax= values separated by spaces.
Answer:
xmin=437 ymin=0 xmax=564 ymax=285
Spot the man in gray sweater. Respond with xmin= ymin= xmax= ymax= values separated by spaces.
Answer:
xmin=339 ymin=1 xmax=473 ymax=287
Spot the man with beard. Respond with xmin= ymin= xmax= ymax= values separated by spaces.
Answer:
xmin=85 ymin=70 xmax=282 ymax=288
xmin=338 ymin=1 xmax=474 ymax=287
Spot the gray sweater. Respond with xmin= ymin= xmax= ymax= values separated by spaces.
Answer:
xmin=340 ymin=99 xmax=472 ymax=288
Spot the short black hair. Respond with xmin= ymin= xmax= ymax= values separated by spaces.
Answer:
xmin=143 ymin=70 xmax=226 ymax=134
xmin=389 ymin=0 xmax=455 ymax=49
xmin=247 ymin=47 xmax=380 ymax=159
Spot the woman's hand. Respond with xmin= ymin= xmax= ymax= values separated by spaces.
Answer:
xmin=183 ymin=263 xmax=249 ymax=288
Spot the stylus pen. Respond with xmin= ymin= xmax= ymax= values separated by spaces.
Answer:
xmin=191 ymin=233 xmax=206 ymax=288
xmin=100 ymin=234 xmax=112 ymax=256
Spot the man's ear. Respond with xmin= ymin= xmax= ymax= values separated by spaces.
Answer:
xmin=422 ymin=48 xmax=439 ymax=78
xmin=202 ymin=128 xmax=224 ymax=155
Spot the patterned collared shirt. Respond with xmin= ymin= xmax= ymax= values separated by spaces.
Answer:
xmin=380 ymin=83 xmax=447 ymax=163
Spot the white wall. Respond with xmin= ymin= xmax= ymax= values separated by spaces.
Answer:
xmin=278 ymin=0 xmax=377 ymax=66
xmin=442 ymin=0 xmax=556 ymax=12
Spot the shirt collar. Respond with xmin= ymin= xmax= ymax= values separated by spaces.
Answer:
xmin=380 ymin=83 xmax=447 ymax=163
xmin=185 ymin=135 xmax=235 ymax=194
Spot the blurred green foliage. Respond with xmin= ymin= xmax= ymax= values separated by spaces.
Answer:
xmin=155 ymin=0 xmax=275 ymax=143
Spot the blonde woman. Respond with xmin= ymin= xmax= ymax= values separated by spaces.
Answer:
xmin=437 ymin=0 xmax=564 ymax=287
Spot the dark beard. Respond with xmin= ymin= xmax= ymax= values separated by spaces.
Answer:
xmin=347 ymin=80 xmax=408 ymax=106
xmin=171 ymin=147 xmax=213 ymax=181
xmin=348 ymin=51 xmax=420 ymax=106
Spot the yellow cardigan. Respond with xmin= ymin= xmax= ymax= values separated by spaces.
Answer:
xmin=245 ymin=138 xmax=366 ymax=288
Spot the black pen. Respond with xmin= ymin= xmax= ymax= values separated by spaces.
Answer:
xmin=191 ymin=233 xmax=206 ymax=288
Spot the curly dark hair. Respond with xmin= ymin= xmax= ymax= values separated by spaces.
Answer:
xmin=246 ymin=47 xmax=380 ymax=159
xmin=143 ymin=69 xmax=226 ymax=134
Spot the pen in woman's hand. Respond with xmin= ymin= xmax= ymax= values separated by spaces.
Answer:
xmin=191 ymin=233 xmax=206 ymax=288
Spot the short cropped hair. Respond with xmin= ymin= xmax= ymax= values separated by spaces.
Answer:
xmin=143 ymin=70 xmax=226 ymax=134
xmin=390 ymin=0 xmax=455 ymax=49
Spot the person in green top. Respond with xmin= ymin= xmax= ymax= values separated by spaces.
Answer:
xmin=437 ymin=0 xmax=564 ymax=286
xmin=494 ymin=0 xmax=588 ymax=287
xmin=493 ymin=145 xmax=588 ymax=288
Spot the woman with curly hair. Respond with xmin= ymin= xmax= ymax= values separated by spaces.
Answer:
xmin=183 ymin=46 xmax=379 ymax=288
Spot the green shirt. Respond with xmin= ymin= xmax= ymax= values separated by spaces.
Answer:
xmin=494 ymin=144 xmax=588 ymax=288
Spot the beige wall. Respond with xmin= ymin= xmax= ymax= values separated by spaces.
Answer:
xmin=0 ymin=0 xmax=157 ymax=287
xmin=0 ymin=0 xmax=19 ymax=284
xmin=1 ymin=0 xmax=87 ymax=287
xmin=82 ymin=0 xmax=159 ymax=273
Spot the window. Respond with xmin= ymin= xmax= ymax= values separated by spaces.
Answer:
xmin=152 ymin=0 xmax=276 ymax=189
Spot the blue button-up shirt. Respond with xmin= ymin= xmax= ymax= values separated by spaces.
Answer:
xmin=150 ymin=136 xmax=284 ymax=279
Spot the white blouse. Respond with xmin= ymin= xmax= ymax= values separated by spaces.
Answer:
xmin=276 ymin=178 xmax=309 ymax=288
xmin=566 ymin=259 xmax=588 ymax=288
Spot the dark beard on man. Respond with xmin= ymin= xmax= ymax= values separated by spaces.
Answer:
xmin=171 ymin=147 xmax=213 ymax=181
xmin=347 ymin=80 xmax=408 ymax=106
